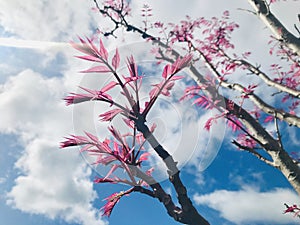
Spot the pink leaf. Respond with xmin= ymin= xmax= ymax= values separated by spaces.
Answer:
xmin=108 ymin=126 xmax=123 ymax=143
xmin=85 ymin=131 xmax=99 ymax=143
xmin=162 ymin=64 xmax=171 ymax=78
xmin=264 ymin=115 xmax=274 ymax=123
xmin=75 ymin=55 xmax=102 ymax=62
xmin=146 ymin=167 xmax=154 ymax=176
xmin=99 ymin=109 xmax=123 ymax=122
xmin=99 ymin=39 xmax=108 ymax=61
xmin=204 ymin=117 xmax=214 ymax=131
xmin=101 ymin=193 xmax=121 ymax=217
xmin=138 ymin=152 xmax=150 ymax=162
xmin=104 ymin=164 xmax=121 ymax=179
xmin=101 ymin=81 xmax=118 ymax=93
xmin=112 ymin=48 xmax=120 ymax=70
xmin=81 ymin=65 xmax=111 ymax=73
xmin=170 ymin=75 xmax=184 ymax=81
xmin=127 ymin=56 xmax=138 ymax=77
xmin=63 ymin=93 xmax=93 ymax=105
xmin=94 ymin=177 xmax=116 ymax=183
xmin=227 ymin=117 xmax=242 ymax=132
xmin=60 ymin=135 xmax=89 ymax=148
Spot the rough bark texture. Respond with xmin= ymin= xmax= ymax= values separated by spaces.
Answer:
xmin=248 ymin=0 xmax=300 ymax=56
xmin=91 ymin=1 xmax=300 ymax=224
xmin=135 ymin=117 xmax=210 ymax=225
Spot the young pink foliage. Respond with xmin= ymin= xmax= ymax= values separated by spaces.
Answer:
xmin=264 ymin=115 xmax=274 ymax=123
xmin=204 ymin=117 xmax=215 ymax=131
xmin=161 ymin=54 xmax=193 ymax=78
xmin=112 ymin=48 xmax=120 ymax=70
xmin=283 ymin=204 xmax=300 ymax=218
xmin=80 ymin=65 xmax=111 ymax=73
xmin=101 ymin=192 xmax=122 ymax=217
xmin=192 ymin=95 xmax=220 ymax=110
xmin=94 ymin=177 xmax=116 ymax=184
xmin=60 ymin=135 xmax=89 ymax=148
xmin=149 ymin=81 xmax=175 ymax=99
xmin=237 ymin=133 xmax=257 ymax=149
xmin=101 ymin=81 xmax=118 ymax=93
xmin=75 ymin=55 xmax=102 ymax=62
xmin=99 ymin=39 xmax=108 ymax=61
xmin=227 ymin=117 xmax=242 ymax=132
xmin=138 ymin=152 xmax=151 ymax=162
xmin=99 ymin=108 xmax=123 ymax=121
xmin=64 ymin=93 xmax=94 ymax=105
xmin=127 ymin=55 xmax=139 ymax=78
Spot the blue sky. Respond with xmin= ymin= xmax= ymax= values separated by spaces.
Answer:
xmin=0 ymin=1 xmax=300 ymax=225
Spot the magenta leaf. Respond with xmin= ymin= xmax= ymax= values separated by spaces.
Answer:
xmin=60 ymin=135 xmax=89 ymax=148
xmin=101 ymin=193 xmax=122 ymax=217
xmin=227 ymin=117 xmax=242 ymax=132
xmin=70 ymin=41 xmax=95 ymax=57
xmin=204 ymin=117 xmax=214 ymax=131
xmin=108 ymin=126 xmax=123 ymax=143
xmin=101 ymin=189 xmax=134 ymax=217
xmin=162 ymin=64 xmax=171 ymax=79
xmin=99 ymin=109 xmax=123 ymax=121
xmin=237 ymin=133 xmax=257 ymax=149
xmin=170 ymin=75 xmax=184 ymax=81
xmin=264 ymin=115 xmax=274 ymax=123
xmin=112 ymin=48 xmax=120 ymax=70
xmin=94 ymin=177 xmax=117 ymax=183
xmin=80 ymin=65 xmax=111 ymax=73
xmin=85 ymin=131 xmax=100 ymax=143
xmin=104 ymin=164 xmax=121 ymax=179
xmin=138 ymin=152 xmax=150 ymax=162
xmin=127 ymin=56 xmax=138 ymax=77
xmin=75 ymin=55 xmax=102 ymax=62
xmin=101 ymin=81 xmax=118 ymax=93
xmin=99 ymin=39 xmax=108 ymax=61
xmin=63 ymin=93 xmax=93 ymax=105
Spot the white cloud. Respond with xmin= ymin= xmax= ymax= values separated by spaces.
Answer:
xmin=194 ymin=186 xmax=300 ymax=225
xmin=1 ymin=69 xmax=107 ymax=225
xmin=0 ymin=0 xmax=95 ymax=41
xmin=0 ymin=177 xmax=6 ymax=184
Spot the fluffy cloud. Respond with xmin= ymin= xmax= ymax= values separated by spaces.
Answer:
xmin=194 ymin=186 xmax=300 ymax=225
xmin=1 ymin=69 xmax=107 ymax=225
xmin=0 ymin=0 xmax=95 ymax=41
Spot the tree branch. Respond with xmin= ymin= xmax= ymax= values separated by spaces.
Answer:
xmin=134 ymin=118 xmax=210 ymax=225
xmin=248 ymin=0 xmax=300 ymax=56
xmin=132 ymin=165 xmax=210 ymax=225
xmin=92 ymin=0 xmax=300 ymax=197
xmin=232 ymin=140 xmax=275 ymax=167
xmin=222 ymin=53 xmax=300 ymax=99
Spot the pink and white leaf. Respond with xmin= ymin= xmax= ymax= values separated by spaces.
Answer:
xmin=112 ymin=48 xmax=120 ymax=70
xmin=80 ymin=65 xmax=111 ymax=73
xmin=127 ymin=56 xmax=139 ymax=77
xmin=99 ymin=109 xmax=123 ymax=122
xmin=138 ymin=152 xmax=150 ymax=162
xmin=227 ymin=117 xmax=242 ymax=132
xmin=104 ymin=164 xmax=121 ymax=179
xmin=94 ymin=177 xmax=117 ymax=184
xmin=85 ymin=131 xmax=100 ymax=143
xmin=75 ymin=55 xmax=102 ymax=62
xmin=100 ymin=81 xmax=118 ymax=93
xmin=99 ymin=39 xmax=108 ymax=61
xmin=264 ymin=115 xmax=274 ymax=123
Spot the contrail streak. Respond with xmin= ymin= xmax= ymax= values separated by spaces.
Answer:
xmin=0 ymin=37 xmax=69 ymax=49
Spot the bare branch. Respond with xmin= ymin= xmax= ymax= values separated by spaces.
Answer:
xmin=248 ymin=0 xmax=300 ymax=56
xmin=221 ymin=81 xmax=300 ymax=128
xmin=274 ymin=113 xmax=283 ymax=148
xmin=237 ymin=59 xmax=300 ymax=99
xmin=232 ymin=140 xmax=275 ymax=167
